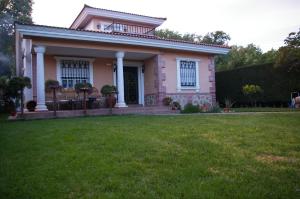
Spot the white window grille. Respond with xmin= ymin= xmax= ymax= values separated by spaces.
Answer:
xmin=60 ymin=60 xmax=90 ymax=88
xmin=176 ymin=58 xmax=200 ymax=91
xmin=180 ymin=60 xmax=196 ymax=87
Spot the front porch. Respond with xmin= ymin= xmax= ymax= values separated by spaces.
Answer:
xmin=21 ymin=38 xmax=166 ymax=113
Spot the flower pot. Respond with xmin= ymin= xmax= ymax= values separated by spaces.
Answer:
xmin=224 ymin=108 xmax=230 ymax=112
xmin=10 ymin=111 xmax=16 ymax=116
xmin=106 ymin=95 xmax=116 ymax=108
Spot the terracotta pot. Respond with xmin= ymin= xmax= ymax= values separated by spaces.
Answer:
xmin=224 ymin=108 xmax=230 ymax=112
xmin=106 ymin=95 xmax=116 ymax=108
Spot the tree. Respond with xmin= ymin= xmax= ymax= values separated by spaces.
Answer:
xmin=275 ymin=28 xmax=300 ymax=73
xmin=0 ymin=0 xmax=33 ymax=76
xmin=201 ymin=31 xmax=231 ymax=45
xmin=155 ymin=29 xmax=185 ymax=41
xmin=155 ymin=29 xmax=230 ymax=45
xmin=216 ymin=44 xmax=264 ymax=71
xmin=7 ymin=76 xmax=31 ymax=115
xmin=260 ymin=49 xmax=278 ymax=64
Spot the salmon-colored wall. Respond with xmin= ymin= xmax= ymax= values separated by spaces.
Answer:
xmin=161 ymin=52 xmax=212 ymax=94
xmin=92 ymin=58 xmax=114 ymax=90
xmin=43 ymin=55 xmax=114 ymax=92
xmin=44 ymin=55 xmax=56 ymax=82
xmin=144 ymin=57 xmax=156 ymax=95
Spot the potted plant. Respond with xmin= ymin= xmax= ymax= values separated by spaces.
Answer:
xmin=7 ymin=76 xmax=31 ymax=117
xmin=171 ymin=101 xmax=181 ymax=110
xmin=45 ymin=80 xmax=62 ymax=117
xmin=100 ymin=85 xmax=117 ymax=108
xmin=26 ymin=100 xmax=37 ymax=112
xmin=224 ymin=98 xmax=235 ymax=112
xmin=75 ymin=82 xmax=93 ymax=115
xmin=162 ymin=96 xmax=172 ymax=106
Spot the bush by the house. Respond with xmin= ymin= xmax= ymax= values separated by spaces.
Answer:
xmin=181 ymin=103 xmax=199 ymax=113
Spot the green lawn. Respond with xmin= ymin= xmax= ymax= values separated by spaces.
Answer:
xmin=1 ymin=113 xmax=300 ymax=198
xmin=232 ymin=107 xmax=300 ymax=112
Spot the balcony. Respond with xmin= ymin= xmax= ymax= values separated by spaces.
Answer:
xmin=104 ymin=22 xmax=155 ymax=35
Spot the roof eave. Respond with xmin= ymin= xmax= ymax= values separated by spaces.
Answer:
xmin=16 ymin=24 xmax=230 ymax=55
xmin=70 ymin=6 xmax=166 ymax=29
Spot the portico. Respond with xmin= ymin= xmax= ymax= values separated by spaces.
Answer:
xmin=22 ymin=41 xmax=156 ymax=111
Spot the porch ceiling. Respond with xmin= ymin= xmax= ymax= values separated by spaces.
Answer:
xmin=45 ymin=46 xmax=156 ymax=60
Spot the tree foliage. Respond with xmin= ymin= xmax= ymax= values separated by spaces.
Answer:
xmin=201 ymin=31 xmax=231 ymax=45
xmin=215 ymin=44 xmax=279 ymax=71
xmin=0 ymin=0 xmax=33 ymax=76
xmin=275 ymin=28 xmax=300 ymax=73
xmin=155 ymin=29 xmax=230 ymax=45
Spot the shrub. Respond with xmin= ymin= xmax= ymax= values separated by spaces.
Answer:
xmin=162 ymin=96 xmax=172 ymax=106
xmin=224 ymin=98 xmax=235 ymax=108
xmin=216 ymin=63 xmax=300 ymax=107
xmin=181 ymin=103 xmax=199 ymax=113
xmin=242 ymin=84 xmax=263 ymax=107
xmin=45 ymin=80 xmax=60 ymax=92
xmin=75 ymin=82 xmax=93 ymax=94
xmin=26 ymin=100 xmax=37 ymax=112
xmin=207 ymin=104 xmax=221 ymax=113
xmin=100 ymin=85 xmax=117 ymax=96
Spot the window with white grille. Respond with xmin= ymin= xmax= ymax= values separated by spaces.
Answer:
xmin=60 ymin=60 xmax=90 ymax=88
xmin=176 ymin=58 xmax=200 ymax=91
xmin=180 ymin=60 xmax=196 ymax=87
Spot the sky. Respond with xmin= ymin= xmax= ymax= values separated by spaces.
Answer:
xmin=32 ymin=0 xmax=300 ymax=52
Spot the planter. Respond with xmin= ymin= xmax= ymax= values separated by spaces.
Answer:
xmin=223 ymin=108 xmax=230 ymax=112
xmin=10 ymin=111 xmax=16 ymax=116
xmin=26 ymin=100 xmax=37 ymax=112
xmin=106 ymin=95 xmax=116 ymax=108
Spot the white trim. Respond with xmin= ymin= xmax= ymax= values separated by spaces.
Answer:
xmin=54 ymin=56 xmax=95 ymax=86
xmin=176 ymin=57 xmax=200 ymax=92
xmin=71 ymin=7 xmax=165 ymax=29
xmin=16 ymin=24 xmax=230 ymax=55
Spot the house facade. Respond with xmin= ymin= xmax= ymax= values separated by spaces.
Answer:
xmin=15 ymin=5 xmax=230 ymax=111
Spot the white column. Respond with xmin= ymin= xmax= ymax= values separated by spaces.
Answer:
xmin=34 ymin=46 xmax=48 ymax=111
xmin=115 ymin=51 xmax=127 ymax=107
xmin=23 ymin=39 xmax=33 ymax=103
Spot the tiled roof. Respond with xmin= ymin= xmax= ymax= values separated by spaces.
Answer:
xmin=17 ymin=23 xmax=230 ymax=49
xmin=84 ymin=4 xmax=167 ymax=20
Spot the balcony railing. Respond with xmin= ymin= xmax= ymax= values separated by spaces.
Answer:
xmin=104 ymin=22 xmax=155 ymax=35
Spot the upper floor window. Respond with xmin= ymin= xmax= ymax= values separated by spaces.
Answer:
xmin=176 ymin=58 xmax=200 ymax=91
xmin=56 ymin=58 xmax=94 ymax=88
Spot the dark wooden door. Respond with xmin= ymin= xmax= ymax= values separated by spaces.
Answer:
xmin=124 ymin=67 xmax=138 ymax=104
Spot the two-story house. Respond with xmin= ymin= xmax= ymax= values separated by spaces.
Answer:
xmin=15 ymin=4 xmax=230 ymax=112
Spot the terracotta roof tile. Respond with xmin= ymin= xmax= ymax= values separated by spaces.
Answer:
xmin=84 ymin=4 xmax=167 ymax=20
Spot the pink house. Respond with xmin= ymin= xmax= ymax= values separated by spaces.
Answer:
xmin=15 ymin=5 xmax=230 ymax=114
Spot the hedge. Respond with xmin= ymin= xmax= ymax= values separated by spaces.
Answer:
xmin=216 ymin=63 xmax=300 ymax=107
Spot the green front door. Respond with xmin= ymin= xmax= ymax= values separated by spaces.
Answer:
xmin=124 ymin=67 xmax=138 ymax=104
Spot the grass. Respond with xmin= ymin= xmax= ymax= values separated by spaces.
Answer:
xmin=1 ymin=113 xmax=300 ymax=198
xmin=232 ymin=107 xmax=300 ymax=112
